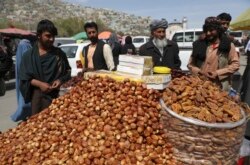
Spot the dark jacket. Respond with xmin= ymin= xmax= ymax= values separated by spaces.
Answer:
xmin=19 ymin=44 xmax=71 ymax=103
xmin=0 ymin=45 xmax=13 ymax=76
xmin=84 ymin=40 xmax=108 ymax=70
xmin=139 ymin=39 xmax=181 ymax=69
xmin=191 ymin=33 xmax=232 ymax=68
xmin=112 ymin=42 xmax=122 ymax=67
xmin=121 ymin=44 xmax=136 ymax=55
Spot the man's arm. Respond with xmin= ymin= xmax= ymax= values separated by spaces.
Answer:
xmin=216 ymin=43 xmax=240 ymax=80
xmin=173 ymin=43 xmax=181 ymax=69
xmin=139 ymin=45 xmax=145 ymax=56
xmin=187 ymin=52 xmax=202 ymax=75
xmin=57 ymin=50 xmax=71 ymax=84
xmin=103 ymin=44 xmax=115 ymax=70
xmin=31 ymin=79 xmax=52 ymax=93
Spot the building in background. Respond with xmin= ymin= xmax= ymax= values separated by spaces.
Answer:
xmin=166 ymin=17 xmax=188 ymax=39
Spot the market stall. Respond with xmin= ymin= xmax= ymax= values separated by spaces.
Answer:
xmin=0 ymin=55 xmax=248 ymax=164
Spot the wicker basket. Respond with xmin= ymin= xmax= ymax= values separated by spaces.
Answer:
xmin=160 ymin=99 xmax=247 ymax=165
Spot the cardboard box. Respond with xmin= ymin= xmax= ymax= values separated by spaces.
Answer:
xmin=114 ymin=72 xmax=171 ymax=84
xmin=117 ymin=65 xmax=151 ymax=76
xmin=146 ymin=82 xmax=169 ymax=90
xmin=114 ymin=71 xmax=142 ymax=78
xmin=84 ymin=70 xmax=143 ymax=82
xmin=142 ymin=74 xmax=171 ymax=84
xmin=119 ymin=55 xmax=153 ymax=67
xmin=119 ymin=61 xmax=144 ymax=69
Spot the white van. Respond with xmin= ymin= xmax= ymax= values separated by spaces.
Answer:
xmin=169 ymin=29 xmax=202 ymax=71
xmin=170 ymin=28 xmax=203 ymax=48
xmin=59 ymin=42 xmax=90 ymax=76
xmin=54 ymin=37 xmax=76 ymax=47
xmin=228 ymin=31 xmax=243 ymax=44
xmin=132 ymin=36 xmax=150 ymax=53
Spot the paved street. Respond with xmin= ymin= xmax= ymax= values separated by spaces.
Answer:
xmin=0 ymin=80 xmax=18 ymax=132
xmin=0 ymin=54 xmax=248 ymax=133
xmin=239 ymin=54 xmax=247 ymax=75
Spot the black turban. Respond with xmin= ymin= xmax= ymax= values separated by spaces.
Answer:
xmin=203 ymin=16 xmax=221 ymax=32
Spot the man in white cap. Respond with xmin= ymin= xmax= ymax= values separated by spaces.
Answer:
xmin=139 ymin=19 xmax=181 ymax=69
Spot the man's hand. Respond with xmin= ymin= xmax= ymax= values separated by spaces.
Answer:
xmin=51 ymin=79 xmax=61 ymax=89
xmin=39 ymin=82 xmax=52 ymax=93
xmin=232 ymin=94 xmax=241 ymax=103
xmin=206 ymin=71 xmax=218 ymax=79
xmin=198 ymin=70 xmax=205 ymax=76
xmin=228 ymin=35 xmax=235 ymax=42
xmin=31 ymin=79 xmax=52 ymax=93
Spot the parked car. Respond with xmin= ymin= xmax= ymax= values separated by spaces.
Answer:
xmin=132 ymin=36 xmax=150 ymax=54
xmin=229 ymin=30 xmax=244 ymax=44
xmin=170 ymin=28 xmax=203 ymax=48
xmin=59 ymin=42 xmax=90 ymax=77
xmin=228 ymin=31 xmax=245 ymax=55
xmin=54 ymin=37 xmax=76 ymax=47
xmin=169 ymin=29 xmax=202 ymax=71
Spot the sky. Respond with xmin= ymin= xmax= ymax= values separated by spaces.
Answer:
xmin=64 ymin=0 xmax=249 ymax=29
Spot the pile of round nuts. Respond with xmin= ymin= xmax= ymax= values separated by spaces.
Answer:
xmin=162 ymin=76 xmax=242 ymax=123
xmin=61 ymin=72 xmax=84 ymax=88
xmin=0 ymin=76 xmax=179 ymax=165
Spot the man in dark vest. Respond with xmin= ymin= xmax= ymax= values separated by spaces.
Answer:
xmin=83 ymin=21 xmax=114 ymax=71
xmin=188 ymin=17 xmax=239 ymax=91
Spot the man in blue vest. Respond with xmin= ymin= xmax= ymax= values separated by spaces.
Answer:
xmin=83 ymin=21 xmax=114 ymax=71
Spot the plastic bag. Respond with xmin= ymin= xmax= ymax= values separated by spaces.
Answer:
xmin=239 ymin=137 xmax=250 ymax=157
xmin=238 ymin=137 xmax=250 ymax=165
xmin=160 ymin=99 xmax=247 ymax=165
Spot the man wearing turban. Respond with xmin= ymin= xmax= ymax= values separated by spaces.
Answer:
xmin=139 ymin=19 xmax=181 ymax=69
xmin=188 ymin=17 xmax=239 ymax=91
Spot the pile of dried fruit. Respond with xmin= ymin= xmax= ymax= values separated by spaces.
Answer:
xmin=61 ymin=72 xmax=84 ymax=88
xmin=161 ymin=76 xmax=246 ymax=164
xmin=162 ymin=76 xmax=242 ymax=123
xmin=0 ymin=76 xmax=178 ymax=165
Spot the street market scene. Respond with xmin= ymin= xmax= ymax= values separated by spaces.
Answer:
xmin=0 ymin=0 xmax=250 ymax=164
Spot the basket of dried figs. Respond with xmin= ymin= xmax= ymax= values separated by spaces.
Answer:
xmin=161 ymin=75 xmax=247 ymax=165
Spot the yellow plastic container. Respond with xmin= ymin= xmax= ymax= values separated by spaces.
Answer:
xmin=153 ymin=66 xmax=171 ymax=74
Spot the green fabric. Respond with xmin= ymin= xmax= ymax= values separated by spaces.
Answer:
xmin=72 ymin=32 xmax=88 ymax=40
xmin=19 ymin=43 xmax=71 ymax=102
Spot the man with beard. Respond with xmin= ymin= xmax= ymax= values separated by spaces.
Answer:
xmin=19 ymin=19 xmax=71 ymax=115
xmin=188 ymin=17 xmax=239 ymax=91
xmin=83 ymin=21 xmax=114 ymax=71
xmin=139 ymin=19 xmax=181 ymax=69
